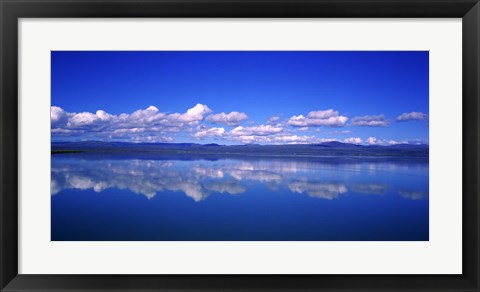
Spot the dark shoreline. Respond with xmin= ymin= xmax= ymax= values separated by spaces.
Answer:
xmin=50 ymin=151 xmax=429 ymax=165
xmin=51 ymin=150 xmax=85 ymax=155
xmin=51 ymin=141 xmax=429 ymax=158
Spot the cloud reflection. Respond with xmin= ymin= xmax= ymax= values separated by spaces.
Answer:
xmin=51 ymin=156 xmax=428 ymax=202
xmin=398 ymin=190 xmax=428 ymax=200
xmin=351 ymin=184 xmax=387 ymax=195
xmin=288 ymin=179 xmax=347 ymax=200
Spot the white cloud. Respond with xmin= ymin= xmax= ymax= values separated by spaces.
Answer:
xmin=287 ymin=115 xmax=308 ymax=126
xmin=367 ymin=139 xmax=411 ymax=146
xmin=192 ymin=127 xmax=226 ymax=139
xmin=178 ymin=103 xmax=212 ymax=122
xmin=396 ymin=112 xmax=428 ymax=122
xmin=350 ymin=115 xmax=389 ymax=127
xmin=132 ymin=135 xmax=174 ymax=143
xmin=95 ymin=110 xmax=113 ymax=121
xmin=52 ymin=104 xmax=424 ymax=146
xmin=268 ymin=116 xmax=280 ymax=123
xmin=67 ymin=112 xmax=102 ymax=127
xmin=230 ymin=124 xmax=283 ymax=136
xmin=344 ymin=137 xmax=362 ymax=144
xmin=205 ymin=111 xmax=248 ymax=126
xmin=55 ymin=104 xmax=350 ymax=145
xmin=229 ymin=134 xmax=337 ymax=145
xmin=288 ymin=109 xmax=348 ymax=127
xmin=268 ymin=135 xmax=312 ymax=144
xmin=51 ymin=106 xmax=70 ymax=126
xmin=51 ymin=104 xmax=212 ymax=142
xmin=226 ymin=125 xmax=316 ymax=144
xmin=387 ymin=139 xmax=406 ymax=145
xmin=307 ymin=109 xmax=338 ymax=119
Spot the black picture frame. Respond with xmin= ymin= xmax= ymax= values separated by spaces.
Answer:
xmin=1 ymin=0 xmax=479 ymax=291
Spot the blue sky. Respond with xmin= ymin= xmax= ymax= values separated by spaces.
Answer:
xmin=51 ymin=51 xmax=429 ymax=145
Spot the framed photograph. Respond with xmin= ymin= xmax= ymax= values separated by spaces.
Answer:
xmin=1 ymin=0 xmax=479 ymax=291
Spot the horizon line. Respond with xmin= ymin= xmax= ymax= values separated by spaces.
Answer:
xmin=51 ymin=140 xmax=429 ymax=147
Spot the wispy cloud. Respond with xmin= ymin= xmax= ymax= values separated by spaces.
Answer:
xmin=398 ymin=190 xmax=428 ymax=200
xmin=287 ymin=109 xmax=348 ymax=127
xmin=267 ymin=116 xmax=280 ymax=123
xmin=350 ymin=114 xmax=389 ymax=127
xmin=351 ymin=184 xmax=387 ymax=195
xmin=396 ymin=112 xmax=428 ymax=122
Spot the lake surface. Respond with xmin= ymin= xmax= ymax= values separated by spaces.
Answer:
xmin=51 ymin=154 xmax=429 ymax=241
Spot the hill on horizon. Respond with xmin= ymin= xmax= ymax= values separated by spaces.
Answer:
xmin=51 ymin=140 xmax=429 ymax=158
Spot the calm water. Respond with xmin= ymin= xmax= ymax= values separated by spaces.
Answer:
xmin=51 ymin=154 xmax=429 ymax=241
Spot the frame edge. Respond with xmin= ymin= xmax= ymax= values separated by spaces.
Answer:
xmin=1 ymin=0 xmax=479 ymax=291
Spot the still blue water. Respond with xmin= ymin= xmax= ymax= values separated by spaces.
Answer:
xmin=51 ymin=154 xmax=429 ymax=241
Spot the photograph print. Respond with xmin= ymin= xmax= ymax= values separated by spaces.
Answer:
xmin=51 ymin=51 xmax=429 ymax=241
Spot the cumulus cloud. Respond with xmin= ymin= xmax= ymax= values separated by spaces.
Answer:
xmin=226 ymin=123 xmax=332 ymax=144
xmin=192 ymin=127 xmax=226 ymax=139
xmin=387 ymin=139 xmax=407 ymax=145
xmin=344 ymin=137 xmax=362 ymax=144
xmin=229 ymin=135 xmax=339 ymax=145
xmin=288 ymin=109 xmax=348 ymax=127
xmin=396 ymin=112 xmax=428 ymax=122
xmin=52 ymin=104 xmax=425 ymax=146
xmin=205 ymin=111 xmax=248 ymax=126
xmin=186 ymin=104 xmax=212 ymax=118
xmin=51 ymin=106 xmax=71 ymax=127
xmin=367 ymin=137 xmax=377 ymax=144
xmin=51 ymin=104 xmax=212 ymax=142
xmin=230 ymin=124 xmax=283 ymax=136
xmin=350 ymin=115 xmax=389 ymax=127
xmin=67 ymin=111 xmax=104 ymax=127
xmin=364 ymin=138 xmax=410 ymax=146
xmin=163 ymin=104 xmax=212 ymax=125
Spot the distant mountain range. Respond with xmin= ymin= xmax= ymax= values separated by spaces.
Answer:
xmin=52 ymin=141 xmax=429 ymax=158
